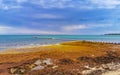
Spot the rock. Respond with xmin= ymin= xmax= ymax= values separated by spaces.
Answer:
xmin=43 ymin=58 xmax=52 ymax=65
xmin=102 ymin=69 xmax=120 ymax=75
xmin=82 ymin=62 xmax=120 ymax=75
xmin=31 ymin=65 xmax=45 ymax=71
xmin=9 ymin=67 xmax=17 ymax=74
xmin=52 ymin=65 xmax=58 ymax=69
xmin=82 ymin=66 xmax=105 ymax=75
xmin=19 ymin=68 xmax=26 ymax=74
xmin=33 ymin=58 xmax=52 ymax=66
xmin=9 ymin=67 xmax=26 ymax=74
xmin=8 ymin=58 xmax=54 ymax=74
xmin=34 ymin=60 xmax=42 ymax=65
xmin=84 ymin=65 xmax=90 ymax=69
xmin=28 ymin=64 xmax=36 ymax=69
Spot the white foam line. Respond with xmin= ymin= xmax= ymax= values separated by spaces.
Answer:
xmin=5 ymin=43 xmax=60 ymax=50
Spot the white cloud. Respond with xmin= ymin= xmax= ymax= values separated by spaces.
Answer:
xmin=0 ymin=24 xmax=117 ymax=35
xmin=1 ymin=5 xmax=22 ymax=10
xmin=14 ymin=28 xmax=62 ymax=34
xmin=30 ymin=0 xmax=73 ymax=8
xmin=0 ymin=0 xmax=23 ymax=10
xmin=29 ymin=0 xmax=120 ymax=9
xmin=0 ymin=25 xmax=63 ymax=34
xmin=0 ymin=26 xmax=13 ymax=34
xmin=33 ymin=13 xmax=63 ymax=19
xmin=89 ymin=0 xmax=120 ymax=9
xmin=0 ymin=26 xmax=12 ymax=29
xmin=62 ymin=25 xmax=87 ymax=31
xmin=88 ymin=24 xmax=113 ymax=28
xmin=62 ymin=23 xmax=113 ymax=32
xmin=0 ymin=0 xmax=120 ymax=10
xmin=30 ymin=0 xmax=93 ymax=9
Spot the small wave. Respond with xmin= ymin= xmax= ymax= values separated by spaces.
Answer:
xmin=39 ymin=38 xmax=55 ymax=39
xmin=32 ymin=36 xmax=55 ymax=40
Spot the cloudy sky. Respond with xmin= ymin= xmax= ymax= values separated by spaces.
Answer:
xmin=0 ymin=0 xmax=120 ymax=35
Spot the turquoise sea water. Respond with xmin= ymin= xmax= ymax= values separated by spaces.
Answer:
xmin=0 ymin=35 xmax=120 ymax=50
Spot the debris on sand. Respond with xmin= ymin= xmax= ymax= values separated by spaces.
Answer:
xmin=82 ymin=62 xmax=120 ymax=75
xmin=9 ymin=67 xmax=26 ymax=74
xmin=28 ymin=64 xmax=36 ymax=69
xmin=82 ymin=65 xmax=105 ymax=75
xmin=8 ymin=51 xmax=120 ymax=75
xmin=9 ymin=67 xmax=17 ymax=74
xmin=81 ymin=51 xmax=120 ymax=75
xmin=43 ymin=58 xmax=52 ymax=65
xmin=34 ymin=59 xmax=42 ymax=65
xmin=31 ymin=65 xmax=45 ymax=71
xmin=102 ymin=62 xmax=120 ymax=75
xmin=102 ymin=69 xmax=120 ymax=75
xmin=59 ymin=58 xmax=73 ymax=65
xmin=8 ymin=58 xmax=53 ymax=75
xmin=52 ymin=65 xmax=58 ymax=69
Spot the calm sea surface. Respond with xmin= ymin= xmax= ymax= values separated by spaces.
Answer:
xmin=0 ymin=35 xmax=120 ymax=50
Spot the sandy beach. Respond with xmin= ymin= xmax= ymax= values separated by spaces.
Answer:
xmin=0 ymin=41 xmax=120 ymax=75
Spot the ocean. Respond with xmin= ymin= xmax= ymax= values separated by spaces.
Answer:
xmin=0 ymin=35 xmax=120 ymax=50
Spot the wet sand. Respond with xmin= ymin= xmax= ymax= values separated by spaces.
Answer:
xmin=0 ymin=41 xmax=120 ymax=75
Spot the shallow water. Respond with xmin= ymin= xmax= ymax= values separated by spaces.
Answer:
xmin=0 ymin=35 xmax=120 ymax=50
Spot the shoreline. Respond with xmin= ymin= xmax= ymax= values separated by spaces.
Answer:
xmin=0 ymin=40 xmax=120 ymax=54
xmin=0 ymin=43 xmax=60 ymax=54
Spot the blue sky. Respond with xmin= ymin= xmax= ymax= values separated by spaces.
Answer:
xmin=0 ymin=0 xmax=120 ymax=35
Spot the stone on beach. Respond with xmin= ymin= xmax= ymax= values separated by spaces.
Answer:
xmin=82 ymin=62 xmax=120 ymax=75
xmin=16 ymin=68 xmax=26 ymax=74
xmin=28 ymin=64 xmax=36 ymax=69
xmin=33 ymin=58 xmax=52 ymax=66
xmin=52 ymin=65 xmax=58 ymax=69
xmin=34 ymin=59 xmax=42 ymax=65
xmin=9 ymin=67 xmax=17 ymax=74
xmin=8 ymin=58 xmax=54 ymax=74
xmin=43 ymin=58 xmax=52 ymax=65
xmin=9 ymin=67 xmax=26 ymax=74
xmin=31 ymin=58 xmax=53 ymax=71
xmin=102 ymin=69 xmax=120 ymax=75
xmin=82 ymin=66 xmax=105 ymax=75
xmin=31 ymin=65 xmax=45 ymax=71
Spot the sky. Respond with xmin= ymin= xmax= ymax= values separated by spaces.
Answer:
xmin=0 ymin=0 xmax=120 ymax=35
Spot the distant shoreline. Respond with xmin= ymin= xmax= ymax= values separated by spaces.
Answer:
xmin=104 ymin=33 xmax=120 ymax=35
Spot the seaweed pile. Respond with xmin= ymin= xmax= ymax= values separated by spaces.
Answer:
xmin=7 ymin=51 xmax=120 ymax=75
